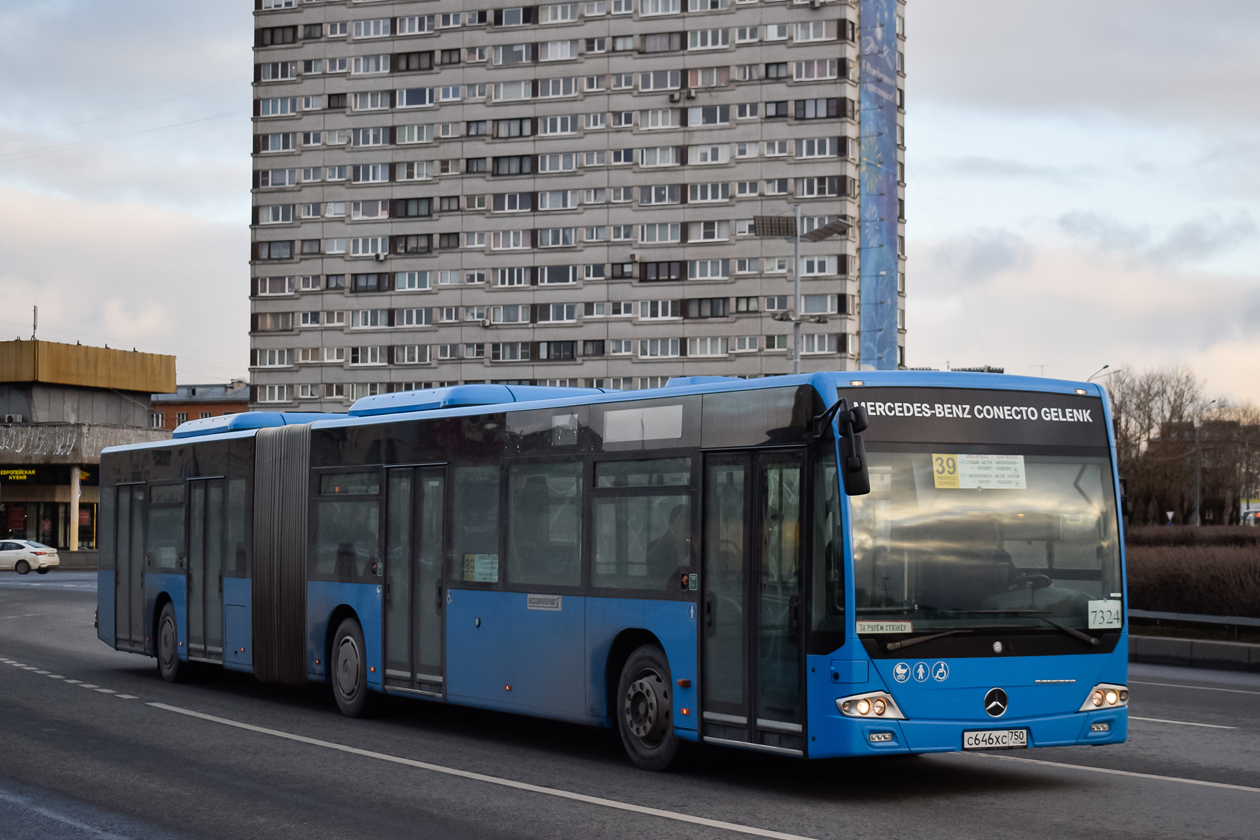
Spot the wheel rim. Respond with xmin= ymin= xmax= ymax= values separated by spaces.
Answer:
xmin=160 ymin=615 xmax=177 ymax=670
xmin=15 ymin=561 xmax=28 ymax=574
xmin=624 ymin=670 xmax=668 ymax=746
xmin=336 ymin=635 xmax=362 ymax=700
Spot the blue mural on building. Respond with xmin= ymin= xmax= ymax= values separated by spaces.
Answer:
xmin=859 ymin=0 xmax=899 ymax=369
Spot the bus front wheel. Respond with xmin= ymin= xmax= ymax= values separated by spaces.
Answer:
xmin=331 ymin=617 xmax=371 ymax=718
xmin=616 ymin=645 xmax=678 ymax=771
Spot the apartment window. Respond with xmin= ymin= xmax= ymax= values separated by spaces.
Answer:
xmin=794 ymin=21 xmax=828 ymax=42
xmin=496 ymin=118 xmax=534 ymax=139
xmin=539 ymin=153 xmax=576 ymax=172
xmin=801 ymin=334 xmax=838 ymax=354
xmin=688 ymin=29 xmax=729 ymax=50
xmin=393 ymin=198 xmax=432 ymax=219
xmin=639 ymin=338 xmax=680 ymax=358
xmin=641 ymin=185 xmax=680 ymax=206
xmin=496 ymin=267 xmax=530 ymax=287
xmin=540 ymin=115 xmax=579 ymax=135
xmin=796 ymin=137 xmax=841 ymax=158
xmin=493 ymin=155 xmax=535 ymax=176
xmin=395 ymin=345 xmax=431 ymax=365
xmin=640 ymin=147 xmax=679 ymax=167
xmin=351 ymin=55 xmax=391 ymax=75
xmin=536 ymin=303 xmax=578 ymax=323
xmin=491 ymin=304 xmax=530 ymax=325
xmin=492 ymin=230 xmax=529 ymax=250
xmin=492 ymin=342 xmax=532 ymax=362
xmin=688 ymin=67 xmax=729 ymax=88
xmin=256 ymin=241 xmax=293 ymax=260
xmin=643 ymin=32 xmax=682 ymax=52
xmin=765 ymin=296 xmax=789 ymax=312
xmin=258 ymin=133 xmax=296 ymax=153
xmin=639 ymin=261 xmax=682 ymax=282
xmin=538 ymin=341 xmax=577 ymax=361
xmin=684 ymin=298 xmax=729 ymax=319
xmin=395 ymin=305 xmax=434 ymax=327
xmin=796 ymin=176 xmax=845 ymax=198
xmin=394 ymin=234 xmax=432 ymax=254
xmin=639 ymin=223 xmax=680 ymax=244
xmin=734 ymin=296 xmax=759 ymax=313
xmin=795 ymin=98 xmax=839 ymax=120
xmin=254 ymin=312 xmax=295 ymax=332
xmin=794 ymin=59 xmax=839 ymax=81
xmin=800 ymin=256 xmax=840 ymax=276
xmin=765 ymin=178 xmax=789 ymax=195
xmin=687 ymin=337 xmax=728 ymax=357
xmin=688 ymin=183 xmax=729 ymax=203
xmin=688 ymin=144 xmax=729 ymax=165
xmin=351 ymin=164 xmax=390 ymax=184
xmin=689 ymin=259 xmax=729 ymax=280
xmin=538 ymin=189 xmax=579 ymax=210
xmin=639 ymin=70 xmax=681 ymax=91
xmin=537 ymin=229 xmax=577 ymax=248
xmin=258 ymin=97 xmax=297 ymax=117
xmin=257 ymin=385 xmax=291 ymax=404
xmin=688 ymin=105 xmax=729 ymax=127
xmin=257 ymin=169 xmax=297 ymax=188
xmin=493 ymin=192 xmax=533 ymax=212
xmin=327 ymin=22 xmax=348 ymax=38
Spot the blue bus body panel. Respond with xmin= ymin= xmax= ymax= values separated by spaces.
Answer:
xmin=584 ymin=597 xmax=698 ymax=732
xmin=446 ymin=589 xmax=588 ymax=722
xmin=145 ymin=573 xmax=186 ymax=659
xmin=97 ymin=570 xmax=114 ymax=646
xmin=223 ymin=577 xmax=253 ymax=672
xmin=306 ymin=580 xmax=383 ymax=687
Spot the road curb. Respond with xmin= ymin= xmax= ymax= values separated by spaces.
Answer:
xmin=1130 ymin=635 xmax=1260 ymax=672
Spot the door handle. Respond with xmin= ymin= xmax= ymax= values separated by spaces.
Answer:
xmin=385 ymin=578 xmax=392 ymax=604
xmin=788 ymin=595 xmax=801 ymax=641
xmin=436 ymin=582 xmax=443 ymax=611
xmin=703 ymin=592 xmax=716 ymax=635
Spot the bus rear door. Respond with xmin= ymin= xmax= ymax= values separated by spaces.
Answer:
xmin=383 ymin=466 xmax=446 ymax=697
xmin=114 ymin=484 xmax=146 ymax=652
xmin=701 ymin=450 xmax=805 ymax=755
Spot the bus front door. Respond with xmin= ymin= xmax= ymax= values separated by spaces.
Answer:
xmin=186 ymin=479 xmax=225 ymax=663
xmin=114 ymin=484 xmax=146 ymax=652
xmin=701 ymin=450 xmax=805 ymax=755
xmin=383 ymin=466 xmax=446 ymax=697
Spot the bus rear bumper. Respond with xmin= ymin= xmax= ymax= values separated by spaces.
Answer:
xmin=812 ymin=708 xmax=1127 ymax=757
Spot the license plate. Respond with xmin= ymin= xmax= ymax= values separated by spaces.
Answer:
xmin=963 ymin=729 xmax=1028 ymax=750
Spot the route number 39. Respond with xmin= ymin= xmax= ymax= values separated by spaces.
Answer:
xmin=934 ymin=455 xmax=957 ymax=477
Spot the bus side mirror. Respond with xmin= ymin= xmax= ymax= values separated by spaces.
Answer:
xmin=839 ymin=406 xmax=870 ymax=497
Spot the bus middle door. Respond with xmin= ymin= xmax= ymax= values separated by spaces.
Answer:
xmin=701 ymin=449 xmax=805 ymax=755
xmin=383 ymin=466 xmax=446 ymax=697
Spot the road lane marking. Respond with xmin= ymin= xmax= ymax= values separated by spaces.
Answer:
xmin=95 ymin=688 xmax=116 ymax=694
xmin=79 ymin=684 xmax=98 ymax=689
xmin=116 ymin=695 xmax=137 ymax=700
xmin=1132 ymin=680 xmax=1260 ymax=697
xmin=35 ymin=670 xmax=50 ymax=674
xmin=64 ymin=679 xmax=81 ymax=684
xmin=150 ymin=702 xmax=816 ymax=840
xmin=0 ymin=789 xmax=128 ymax=840
xmin=964 ymin=753 xmax=1260 ymax=793
xmin=1130 ymin=716 xmax=1236 ymax=730
xmin=48 ymin=675 xmax=64 ymax=679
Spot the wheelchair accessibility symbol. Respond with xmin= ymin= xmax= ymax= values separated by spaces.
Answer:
xmin=893 ymin=662 xmax=910 ymax=683
xmin=913 ymin=662 xmax=931 ymax=683
xmin=932 ymin=661 xmax=950 ymax=682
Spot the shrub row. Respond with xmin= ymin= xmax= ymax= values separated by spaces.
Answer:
xmin=1126 ymin=546 xmax=1260 ymax=618
xmin=1125 ymin=525 xmax=1260 ymax=548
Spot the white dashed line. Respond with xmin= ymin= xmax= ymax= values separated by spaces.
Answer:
xmin=64 ymin=680 xmax=81 ymax=684
xmin=48 ymin=675 xmax=64 ymax=679
xmin=116 ymin=695 xmax=137 ymax=700
xmin=151 ymin=702 xmax=817 ymax=840
xmin=79 ymin=684 xmax=98 ymax=689
xmin=1131 ymin=716 xmax=1236 ymax=730
xmin=35 ymin=670 xmax=50 ymax=675
xmin=94 ymin=688 xmax=115 ymax=694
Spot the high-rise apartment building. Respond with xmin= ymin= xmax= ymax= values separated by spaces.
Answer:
xmin=250 ymin=0 xmax=905 ymax=408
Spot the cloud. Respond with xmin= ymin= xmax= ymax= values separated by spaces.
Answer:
xmin=924 ymin=156 xmax=1098 ymax=187
xmin=1056 ymin=211 xmax=1258 ymax=265
xmin=0 ymin=184 xmax=247 ymax=382
xmin=909 ymin=0 xmax=1260 ymax=126
xmin=928 ymin=229 xmax=1034 ymax=286
xmin=907 ymin=232 xmax=1260 ymax=403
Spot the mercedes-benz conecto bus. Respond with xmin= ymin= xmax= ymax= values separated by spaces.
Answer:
xmin=96 ymin=372 xmax=1128 ymax=769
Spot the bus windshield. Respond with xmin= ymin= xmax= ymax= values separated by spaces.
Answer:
xmin=851 ymin=448 xmax=1122 ymax=633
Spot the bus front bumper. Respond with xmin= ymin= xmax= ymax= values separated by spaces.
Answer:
xmin=822 ymin=708 xmax=1128 ymax=756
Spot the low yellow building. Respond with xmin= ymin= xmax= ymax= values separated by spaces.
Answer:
xmin=0 ymin=340 xmax=174 ymax=554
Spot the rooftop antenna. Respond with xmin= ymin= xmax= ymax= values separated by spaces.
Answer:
xmin=31 ymin=305 xmax=37 ymax=341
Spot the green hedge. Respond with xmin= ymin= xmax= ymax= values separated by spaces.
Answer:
xmin=1126 ymin=546 xmax=1260 ymax=618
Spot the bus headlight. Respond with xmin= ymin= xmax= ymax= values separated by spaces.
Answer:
xmin=837 ymin=691 xmax=905 ymax=720
xmin=1079 ymin=683 xmax=1128 ymax=712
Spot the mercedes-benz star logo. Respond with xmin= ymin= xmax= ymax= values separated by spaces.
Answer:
xmin=984 ymin=688 xmax=1009 ymax=718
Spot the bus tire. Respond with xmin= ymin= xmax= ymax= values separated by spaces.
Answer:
xmin=331 ymin=617 xmax=371 ymax=718
xmin=157 ymin=602 xmax=185 ymax=683
xmin=616 ymin=644 xmax=678 ymax=771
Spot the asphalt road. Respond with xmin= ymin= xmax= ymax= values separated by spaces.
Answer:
xmin=3 ymin=572 xmax=1259 ymax=840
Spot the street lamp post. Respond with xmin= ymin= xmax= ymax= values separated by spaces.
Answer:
xmin=753 ymin=209 xmax=850 ymax=376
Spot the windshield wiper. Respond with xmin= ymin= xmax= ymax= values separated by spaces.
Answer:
xmin=885 ymin=628 xmax=973 ymax=651
xmin=941 ymin=610 xmax=1100 ymax=647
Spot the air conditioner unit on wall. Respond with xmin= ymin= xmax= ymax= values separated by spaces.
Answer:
xmin=668 ymin=92 xmax=681 ymax=103
xmin=374 ymin=252 xmax=387 ymax=262
xmin=686 ymin=89 xmax=697 ymax=99
xmin=4 ymin=414 xmax=23 ymax=423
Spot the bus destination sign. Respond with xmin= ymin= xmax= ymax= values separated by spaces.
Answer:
xmin=844 ymin=387 xmax=1110 ymax=448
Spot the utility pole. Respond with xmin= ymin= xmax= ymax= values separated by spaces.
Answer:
xmin=792 ymin=203 xmax=801 ymax=376
xmin=1194 ymin=422 xmax=1202 ymax=526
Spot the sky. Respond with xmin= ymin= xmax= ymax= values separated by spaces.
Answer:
xmin=0 ymin=1 xmax=1257 ymax=399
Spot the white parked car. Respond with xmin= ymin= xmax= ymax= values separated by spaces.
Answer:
xmin=0 ymin=540 xmax=60 ymax=574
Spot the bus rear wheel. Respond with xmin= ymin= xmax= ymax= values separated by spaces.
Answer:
xmin=616 ymin=645 xmax=678 ymax=771
xmin=331 ymin=617 xmax=371 ymax=718
xmin=157 ymin=602 xmax=185 ymax=683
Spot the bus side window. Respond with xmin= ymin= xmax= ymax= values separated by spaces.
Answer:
xmin=449 ymin=465 xmax=502 ymax=584
xmin=592 ymin=458 xmax=692 ymax=592
xmin=506 ymin=462 xmax=582 ymax=587
xmin=313 ymin=472 xmax=381 ymax=580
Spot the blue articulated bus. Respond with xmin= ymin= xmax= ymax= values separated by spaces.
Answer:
xmin=96 ymin=371 xmax=1128 ymax=768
